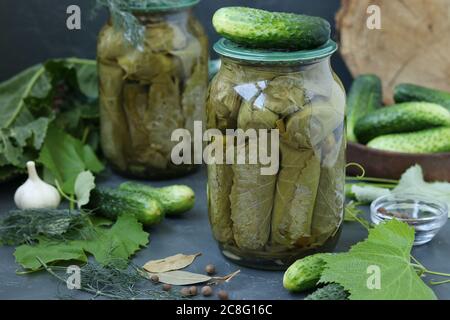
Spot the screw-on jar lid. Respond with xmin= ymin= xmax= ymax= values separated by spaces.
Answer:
xmin=213 ymin=38 xmax=338 ymax=64
xmin=122 ymin=0 xmax=200 ymax=12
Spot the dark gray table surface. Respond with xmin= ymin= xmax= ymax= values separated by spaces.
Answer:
xmin=1 ymin=167 xmax=449 ymax=300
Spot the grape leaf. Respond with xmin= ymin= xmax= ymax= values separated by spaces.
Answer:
xmin=0 ymin=64 xmax=43 ymax=129
xmin=14 ymin=240 xmax=88 ymax=270
xmin=81 ymin=214 xmax=149 ymax=265
xmin=14 ymin=215 xmax=149 ymax=270
xmin=320 ymin=219 xmax=437 ymax=300
xmin=0 ymin=117 xmax=50 ymax=167
xmin=344 ymin=201 xmax=364 ymax=222
xmin=74 ymin=62 xmax=98 ymax=98
xmin=393 ymin=165 xmax=450 ymax=216
xmin=38 ymin=124 xmax=104 ymax=194
xmin=349 ymin=184 xmax=391 ymax=204
xmin=74 ymin=171 xmax=96 ymax=209
xmin=0 ymin=58 xmax=99 ymax=175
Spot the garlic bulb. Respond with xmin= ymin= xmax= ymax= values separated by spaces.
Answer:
xmin=14 ymin=161 xmax=61 ymax=209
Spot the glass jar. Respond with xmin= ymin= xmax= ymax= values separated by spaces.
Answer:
xmin=206 ymin=39 xmax=346 ymax=270
xmin=97 ymin=0 xmax=208 ymax=179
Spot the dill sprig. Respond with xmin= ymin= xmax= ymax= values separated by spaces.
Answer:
xmin=95 ymin=0 xmax=145 ymax=50
xmin=39 ymin=258 xmax=186 ymax=300
xmin=94 ymin=0 xmax=187 ymax=49
xmin=0 ymin=209 xmax=90 ymax=245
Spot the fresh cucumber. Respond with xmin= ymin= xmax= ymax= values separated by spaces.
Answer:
xmin=283 ymin=253 xmax=328 ymax=292
xmin=304 ymin=283 xmax=349 ymax=300
xmin=87 ymin=188 xmax=164 ymax=226
xmin=394 ymin=83 xmax=450 ymax=112
xmin=367 ymin=127 xmax=450 ymax=153
xmin=354 ymin=102 xmax=450 ymax=144
xmin=212 ymin=7 xmax=330 ymax=50
xmin=346 ymin=75 xmax=382 ymax=143
xmin=119 ymin=182 xmax=195 ymax=216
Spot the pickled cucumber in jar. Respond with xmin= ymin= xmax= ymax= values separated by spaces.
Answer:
xmin=97 ymin=2 xmax=208 ymax=179
xmin=206 ymin=38 xmax=345 ymax=269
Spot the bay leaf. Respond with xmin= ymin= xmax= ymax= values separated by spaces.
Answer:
xmin=143 ymin=253 xmax=201 ymax=273
xmin=153 ymin=271 xmax=211 ymax=286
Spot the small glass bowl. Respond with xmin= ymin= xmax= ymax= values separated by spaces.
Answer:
xmin=370 ymin=194 xmax=448 ymax=245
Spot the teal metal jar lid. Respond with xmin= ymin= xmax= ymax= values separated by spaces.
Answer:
xmin=213 ymin=38 xmax=338 ymax=63
xmin=122 ymin=0 xmax=200 ymax=12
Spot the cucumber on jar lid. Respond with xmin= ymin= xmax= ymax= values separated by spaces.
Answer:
xmin=212 ymin=7 xmax=331 ymax=50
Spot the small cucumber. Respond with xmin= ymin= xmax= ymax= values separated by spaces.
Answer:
xmin=354 ymin=102 xmax=450 ymax=144
xmin=346 ymin=75 xmax=382 ymax=143
xmin=213 ymin=7 xmax=330 ymax=50
xmin=119 ymin=182 xmax=195 ymax=216
xmin=367 ymin=127 xmax=450 ymax=154
xmin=283 ymin=253 xmax=328 ymax=292
xmin=394 ymin=83 xmax=450 ymax=112
xmin=88 ymin=188 xmax=164 ymax=226
xmin=304 ymin=283 xmax=349 ymax=300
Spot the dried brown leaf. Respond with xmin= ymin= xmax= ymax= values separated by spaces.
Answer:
xmin=152 ymin=271 xmax=212 ymax=286
xmin=142 ymin=269 xmax=241 ymax=286
xmin=143 ymin=253 xmax=201 ymax=273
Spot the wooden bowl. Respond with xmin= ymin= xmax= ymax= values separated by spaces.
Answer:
xmin=346 ymin=142 xmax=450 ymax=182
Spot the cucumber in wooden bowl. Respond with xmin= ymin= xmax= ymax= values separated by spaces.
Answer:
xmin=367 ymin=127 xmax=450 ymax=154
xmin=346 ymin=141 xmax=450 ymax=181
xmin=394 ymin=83 xmax=450 ymax=112
xmin=346 ymin=74 xmax=383 ymax=143
xmin=354 ymin=102 xmax=450 ymax=144
xmin=212 ymin=7 xmax=330 ymax=50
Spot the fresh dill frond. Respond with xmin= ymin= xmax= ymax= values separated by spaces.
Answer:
xmin=94 ymin=0 xmax=190 ymax=49
xmin=94 ymin=0 xmax=145 ymax=49
xmin=41 ymin=258 xmax=186 ymax=300
xmin=0 ymin=209 xmax=90 ymax=245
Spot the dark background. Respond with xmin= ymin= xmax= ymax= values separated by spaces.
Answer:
xmin=0 ymin=0 xmax=352 ymax=88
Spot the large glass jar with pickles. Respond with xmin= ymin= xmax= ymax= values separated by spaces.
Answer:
xmin=97 ymin=0 xmax=208 ymax=179
xmin=206 ymin=39 xmax=346 ymax=269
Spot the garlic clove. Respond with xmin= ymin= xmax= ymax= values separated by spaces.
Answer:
xmin=14 ymin=161 xmax=61 ymax=210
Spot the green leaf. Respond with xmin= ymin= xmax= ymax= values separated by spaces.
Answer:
xmin=350 ymin=165 xmax=450 ymax=217
xmin=10 ymin=117 xmax=50 ymax=150
xmin=349 ymin=184 xmax=391 ymax=204
xmin=393 ymin=165 xmax=450 ymax=215
xmin=14 ymin=240 xmax=87 ymax=270
xmin=343 ymin=201 xmax=370 ymax=230
xmin=38 ymin=124 xmax=104 ymax=194
xmin=14 ymin=215 xmax=149 ymax=270
xmin=320 ymin=220 xmax=437 ymax=300
xmin=73 ymin=62 xmax=98 ymax=98
xmin=82 ymin=214 xmax=150 ymax=265
xmin=0 ymin=58 xmax=100 ymax=172
xmin=0 ymin=64 xmax=44 ymax=129
xmin=74 ymin=171 xmax=96 ymax=209
xmin=0 ymin=134 xmax=23 ymax=166
xmin=0 ymin=117 xmax=50 ymax=168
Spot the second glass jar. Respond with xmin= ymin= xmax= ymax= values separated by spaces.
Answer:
xmin=206 ymin=39 xmax=346 ymax=269
xmin=97 ymin=0 xmax=208 ymax=179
